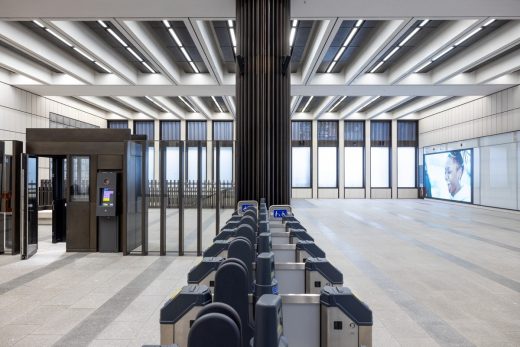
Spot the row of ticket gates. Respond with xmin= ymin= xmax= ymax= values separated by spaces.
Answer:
xmin=150 ymin=200 xmax=373 ymax=347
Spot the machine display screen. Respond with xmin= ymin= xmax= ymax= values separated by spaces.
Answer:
xmin=272 ymin=209 xmax=288 ymax=218
xmin=100 ymin=188 xmax=115 ymax=207
xmin=424 ymin=149 xmax=473 ymax=203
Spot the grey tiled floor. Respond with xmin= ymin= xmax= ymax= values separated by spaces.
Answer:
xmin=0 ymin=199 xmax=519 ymax=346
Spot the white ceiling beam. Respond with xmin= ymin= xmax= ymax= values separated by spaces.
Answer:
xmin=431 ymin=21 xmax=520 ymax=84
xmin=388 ymin=19 xmax=479 ymax=84
xmin=1 ymin=70 xmax=39 ymax=85
xmin=0 ymin=20 xmax=97 ymax=84
xmin=340 ymin=96 xmax=372 ymax=118
xmin=189 ymin=96 xmax=213 ymax=119
xmin=345 ymin=19 xmax=409 ymax=84
xmin=416 ymin=96 xmax=483 ymax=119
xmin=223 ymin=96 xmax=236 ymax=118
xmin=115 ymin=20 xmax=181 ymax=84
xmin=18 ymin=83 xmax=516 ymax=97
xmin=46 ymin=20 xmax=139 ymax=84
xmin=314 ymin=96 xmax=339 ymax=119
xmin=367 ymin=96 xmax=413 ymax=118
xmin=291 ymin=96 xmax=303 ymax=116
xmin=185 ymin=18 xmax=220 ymax=84
xmin=393 ymin=96 xmax=450 ymax=118
xmin=0 ymin=43 xmax=55 ymax=84
xmin=46 ymin=96 xmax=108 ymax=118
xmin=301 ymin=19 xmax=341 ymax=84
xmin=114 ymin=96 xmax=159 ymax=119
xmin=152 ymin=96 xmax=186 ymax=119
xmin=2 ymin=0 xmax=519 ymax=18
xmin=440 ymin=48 xmax=520 ymax=85
xmin=76 ymin=96 xmax=133 ymax=119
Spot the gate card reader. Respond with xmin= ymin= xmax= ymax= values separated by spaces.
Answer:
xmin=160 ymin=285 xmax=212 ymax=346
xmin=252 ymin=294 xmax=289 ymax=347
xmin=320 ymin=286 xmax=373 ymax=347
xmin=296 ymin=240 xmax=325 ymax=262
xmin=96 ymin=172 xmax=119 ymax=252
xmin=305 ymin=257 xmax=343 ymax=294
xmin=187 ymin=257 xmax=225 ymax=288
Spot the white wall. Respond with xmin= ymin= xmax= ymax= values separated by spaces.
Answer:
xmin=0 ymin=81 xmax=107 ymax=179
xmin=419 ymin=86 xmax=520 ymax=148
xmin=420 ymin=85 xmax=520 ymax=210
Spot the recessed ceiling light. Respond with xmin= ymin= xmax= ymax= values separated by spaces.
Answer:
xmin=301 ymin=96 xmax=313 ymax=113
xmin=211 ymin=96 xmax=224 ymax=113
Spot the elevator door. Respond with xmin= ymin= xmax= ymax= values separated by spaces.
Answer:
xmin=21 ymin=154 xmax=38 ymax=259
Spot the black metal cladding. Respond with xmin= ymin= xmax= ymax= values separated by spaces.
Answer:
xmin=236 ymin=0 xmax=291 ymax=205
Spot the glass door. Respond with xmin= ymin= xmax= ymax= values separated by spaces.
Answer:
xmin=52 ymin=157 xmax=67 ymax=243
xmin=159 ymin=141 xmax=182 ymax=255
xmin=124 ymin=140 xmax=147 ymax=255
xmin=21 ymin=154 xmax=38 ymax=259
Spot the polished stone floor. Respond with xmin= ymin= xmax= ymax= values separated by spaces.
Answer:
xmin=0 ymin=199 xmax=519 ymax=346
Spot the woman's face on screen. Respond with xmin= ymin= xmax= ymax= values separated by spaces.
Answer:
xmin=444 ymin=157 xmax=462 ymax=196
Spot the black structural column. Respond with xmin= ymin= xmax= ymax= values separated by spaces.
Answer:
xmin=236 ymin=0 xmax=291 ymax=205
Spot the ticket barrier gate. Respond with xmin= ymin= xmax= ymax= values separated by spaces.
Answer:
xmin=159 ymin=200 xmax=372 ymax=347
xmin=204 ymin=238 xmax=326 ymax=263
xmin=160 ymin=285 xmax=372 ymax=347
xmin=188 ymin=256 xmax=342 ymax=294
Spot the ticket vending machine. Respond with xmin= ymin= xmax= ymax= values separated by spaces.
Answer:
xmin=96 ymin=172 xmax=120 ymax=252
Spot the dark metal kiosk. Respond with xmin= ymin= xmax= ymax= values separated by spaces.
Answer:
xmin=24 ymin=128 xmax=148 ymax=257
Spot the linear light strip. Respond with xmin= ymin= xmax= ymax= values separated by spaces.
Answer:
xmin=94 ymin=61 xmax=112 ymax=73
xmin=179 ymin=96 xmax=197 ymax=113
xmin=358 ymin=96 xmax=381 ymax=112
xmin=326 ymin=19 xmax=364 ymax=73
xmin=326 ymin=61 xmax=336 ymax=73
xmin=371 ymin=19 xmax=429 ymax=73
xmin=33 ymin=20 xmax=112 ymax=73
xmin=163 ymin=20 xmax=198 ymax=73
xmin=145 ymin=96 xmax=167 ymax=112
xmin=211 ymin=96 xmax=224 ymax=113
xmin=329 ymin=96 xmax=347 ymax=113
xmin=97 ymin=20 xmax=155 ymax=73
xmin=301 ymin=96 xmax=313 ymax=113
xmin=415 ymin=18 xmax=495 ymax=73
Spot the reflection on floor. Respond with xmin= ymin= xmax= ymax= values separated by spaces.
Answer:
xmin=0 ymin=199 xmax=518 ymax=346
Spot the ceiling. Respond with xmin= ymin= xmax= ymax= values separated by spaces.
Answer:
xmin=0 ymin=0 xmax=519 ymax=121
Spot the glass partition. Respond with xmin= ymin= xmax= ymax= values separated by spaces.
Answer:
xmin=70 ymin=156 xmax=89 ymax=201
xmin=397 ymin=121 xmax=418 ymax=188
xmin=318 ymin=121 xmax=338 ymax=188
xmin=344 ymin=121 xmax=365 ymax=188
xmin=291 ymin=121 xmax=312 ymax=188
xmin=125 ymin=141 xmax=144 ymax=255
xmin=370 ymin=121 xmax=391 ymax=188
xmin=154 ymin=140 xmax=235 ymax=255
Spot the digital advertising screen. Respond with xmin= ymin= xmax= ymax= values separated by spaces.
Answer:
xmin=424 ymin=149 xmax=473 ymax=203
